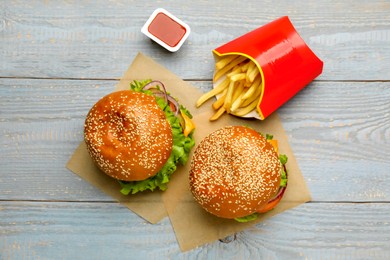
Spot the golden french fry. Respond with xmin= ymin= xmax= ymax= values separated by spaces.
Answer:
xmin=246 ymin=60 xmax=256 ymax=79
xmin=232 ymin=98 xmax=258 ymax=116
xmin=224 ymin=80 xmax=236 ymax=113
xmin=215 ymin=55 xmax=236 ymax=70
xmin=230 ymin=89 xmax=245 ymax=112
xmin=248 ymin=67 xmax=260 ymax=82
xmin=227 ymin=66 xmax=241 ymax=77
xmin=231 ymin=98 xmax=243 ymax=112
xmin=242 ymin=76 xmax=261 ymax=99
xmin=232 ymin=81 xmax=245 ymax=101
xmin=196 ymin=55 xmax=264 ymax=121
xmin=230 ymin=73 xmax=246 ymax=82
xmin=196 ymin=77 xmax=229 ymax=107
xmin=212 ymin=88 xmax=227 ymax=110
xmin=225 ymin=81 xmax=245 ymax=113
xmin=214 ymin=56 xmax=247 ymax=82
xmin=240 ymin=61 xmax=250 ymax=72
xmin=209 ymin=106 xmax=226 ymax=121
xmin=241 ymin=83 xmax=262 ymax=107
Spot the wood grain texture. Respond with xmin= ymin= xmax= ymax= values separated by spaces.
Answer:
xmin=1 ymin=0 xmax=390 ymax=257
xmin=1 ymin=201 xmax=389 ymax=259
xmin=1 ymin=1 xmax=389 ymax=80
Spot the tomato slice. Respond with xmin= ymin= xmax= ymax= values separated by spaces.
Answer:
xmin=257 ymin=164 xmax=288 ymax=214
xmin=256 ymin=188 xmax=285 ymax=213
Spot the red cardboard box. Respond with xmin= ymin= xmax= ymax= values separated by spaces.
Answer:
xmin=213 ymin=16 xmax=323 ymax=120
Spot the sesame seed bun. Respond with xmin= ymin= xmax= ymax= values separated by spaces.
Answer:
xmin=189 ymin=126 xmax=282 ymax=219
xmin=84 ymin=90 xmax=173 ymax=181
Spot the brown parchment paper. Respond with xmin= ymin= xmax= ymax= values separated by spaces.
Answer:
xmin=66 ymin=53 xmax=311 ymax=250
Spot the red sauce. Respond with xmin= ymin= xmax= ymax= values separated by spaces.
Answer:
xmin=148 ymin=12 xmax=187 ymax=47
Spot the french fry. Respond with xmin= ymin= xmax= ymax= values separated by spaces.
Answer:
xmin=215 ymin=55 xmax=236 ymax=70
xmin=230 ymin=83 xmax=249 ymax=112
xmin=224 ymin=80 xmax=236 ymax=113
xmin=230 ymin=73 xmax=246 ymax=82
xmin=227 ymin=65 xmax=241 ymax=77
xmin=230 ymin=94 xmax=245 ymax=112
xmin=209 ymin=106 xmax=226 ymax=121
xmin=246 ymin=60 xmax=256 ymax=80
xmin=196 ymin=77 xmax=229 ymax=107
xmin=214 ymin=55 xmax=247 ymax=82
xmin=240 ymin=61 xmax=250 ymax=72
xmin=241 ymin=82 xmax=262 ymax=107
xmin=231 ymin=81 xmax=245 ymax=102
xmin=212 ymin=88 xmax=227 ymax=110
xmin=226 ymin=81 xmax=245 ymax=113
xmin=248 ymin=67 xmax=260 ymax=82
xmin=197 ymin=55 xmax=263 ymax=121
xmin=242 ymin=75 xmax=261 ymax=100
xmin=232 ymin=98 xmax=258 ymax=117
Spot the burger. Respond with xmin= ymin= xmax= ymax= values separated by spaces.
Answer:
xmin=189 ymin=126 xmax=288 ymax=222
xmin=84 ymin=79 xmax=195 ymax=195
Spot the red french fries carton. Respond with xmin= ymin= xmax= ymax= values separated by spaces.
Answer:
xmin=213 ymin=16 xmax=323 ymax=120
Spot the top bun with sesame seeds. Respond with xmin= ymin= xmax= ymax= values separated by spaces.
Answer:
xmin=83 ymin=80 xmax=196 ymax=195
xmin=84 ymin=90 xmax=173 ymax=181
xmin=189 ymin=126 xmax=287 ymax=221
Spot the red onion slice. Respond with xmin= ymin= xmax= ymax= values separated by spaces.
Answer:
xmin=142 ymin=80 xmax=166 ymax=91
xmin=149 ymin=88 xmax=165 ymax=97
xmin=142 ymin=80 xmax=168 ymax=103
xmin=143 ymin=80 xmax=180 ymax=117
xmin=268 ymin=186 xmax=286 ymax=203
xmin=167 ymin=95 xmax=180 ymax=116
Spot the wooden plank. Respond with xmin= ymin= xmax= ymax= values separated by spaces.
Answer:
xmin=279 ymin=81 xmax=390 ymax=201
xmin=1 ymin=201 xmax=389 ymax=258
xmin=0 ymin=79 xmax=116 ymax=201
xmin=0 ymin=1 xmax=389 ymax=80
xmin=1 ymin=78 xmax=389 ymax=202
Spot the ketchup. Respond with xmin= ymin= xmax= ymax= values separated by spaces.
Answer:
xmin=148 ymin=12 xmax=187 ymax=48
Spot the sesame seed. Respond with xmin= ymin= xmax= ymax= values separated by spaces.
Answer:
xmin=84 ymin=90 xmax=173 ymax=181
xmin=189 ymin=126 xmax=282 ymax=219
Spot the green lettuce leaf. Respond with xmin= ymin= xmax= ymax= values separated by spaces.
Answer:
xmin=118 ymin=80 xmax=195 ymax=195
xmin=234 ymin=213 xmax=259 ymax=223
xmin=279 ymin=154 xmax=288 ymax=187
xmin=279 ymin=154 xmax=288 ymax=165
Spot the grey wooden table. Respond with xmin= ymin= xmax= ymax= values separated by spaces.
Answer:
xmin=1 ymin=1 xmax=389 ymax=259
